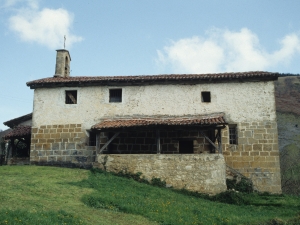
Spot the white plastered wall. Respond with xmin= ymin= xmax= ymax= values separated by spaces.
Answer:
xmin=32 ymin=80 xmax=276 ymax=129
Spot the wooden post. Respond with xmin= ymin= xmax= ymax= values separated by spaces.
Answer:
xmin=156 ymin=130 xmax=161 ymax=154
xmin=96 ymin=132 xmax=101 ymax=154
xmin=217 ymin=128 xmax=222 ymax=154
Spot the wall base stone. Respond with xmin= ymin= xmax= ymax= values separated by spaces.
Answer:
xmin=30 ymin=124 xmax=96 ymax=168
xmin=94 ymin=154 xmax=227 ymax=195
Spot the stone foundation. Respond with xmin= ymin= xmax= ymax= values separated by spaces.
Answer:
xmin=30 ymin=124 xmax=95 ymax=168
xmin=7 ymin=157 xmax=30 ymax=165
xmin=222 ymin=121 xmax=281 ymax=193
xmin=94 ymin=154 xmax=227 ymax=195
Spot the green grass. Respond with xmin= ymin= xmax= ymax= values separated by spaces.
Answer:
xmin=0 ymin=166 xmax=155 ymax=225
xmin=0 ymin=166 xmax=300 ymax=225
xmin=0 ymin=209 xmax=84 ymax=225
xmin=79 ymin=169 xmax=300 ymax=225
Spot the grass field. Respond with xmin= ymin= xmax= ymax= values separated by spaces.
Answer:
xmin=0 ymin=166 xmax=300 ymax=225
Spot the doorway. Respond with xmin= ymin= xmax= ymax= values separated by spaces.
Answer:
xmin=179 ymin=140 xmax=194 ymax=154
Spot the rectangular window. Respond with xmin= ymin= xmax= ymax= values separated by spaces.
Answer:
xmin=65 ymin=90 xmax=77 ymax=104
xmin=109 ymin=89 xmax=122 ymax=102
xmin=229 ymin=125 xmax=238 ymax=145
xmin=201 ymin=91 xmax=211 ymax=102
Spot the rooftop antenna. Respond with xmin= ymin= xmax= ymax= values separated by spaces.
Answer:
xmin=64 ymin=35 xmax=66 ymax=49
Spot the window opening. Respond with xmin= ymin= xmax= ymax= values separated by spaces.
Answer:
xmin=109 ymin=89 xmax=122 ymax=102
xmin=65 ymin=90 xmax=77 ymax=104
xmin=179 ymin=140 xmax=194 ymax=153
xmin=201 ymin=92 xmax=211 ymax=102
xmin=229 ymin=125 xmax=238 ymax=144
xmin=89 ymin=131 xmax=97 ymax=146
xmin=65 ymin=56 xmax=69 ymax=76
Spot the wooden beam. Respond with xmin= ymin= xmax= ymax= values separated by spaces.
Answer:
xmin=156 ymin=130 xmax=161 ymax=154
xmin=199 ymin=131 xmax=218 ymax=151
xmin=67 ymin=93 xmax=77 ymax=104
xmin=99 ymin=132 xmax=120 ymax=154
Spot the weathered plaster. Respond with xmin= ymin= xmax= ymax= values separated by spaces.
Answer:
xmin=32 ymin=81 xmax=276 ymax=130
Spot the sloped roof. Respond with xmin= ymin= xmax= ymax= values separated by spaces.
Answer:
xmin=91 ymin=114 xmax=226 ymax=130
xmin=27 ymin=71 xmax=279 ymax=89
xmin=3 ymin=113 xmax=32 ymax=129
xmin=4 ymin=125 xmax=31 ymax=140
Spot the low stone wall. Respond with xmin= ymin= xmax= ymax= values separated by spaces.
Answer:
xmin=30 ymin=124 xmax=95 ymax=168
xmin=7 ymin=157 xmax=30 ymax=165
xmin=94 ymin=154 xmax=227 ymax=195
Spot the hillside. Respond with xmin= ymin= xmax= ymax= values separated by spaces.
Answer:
xmin=0 ymin=166 xmax=300 ymax=225
xmin=275 ymin=76 xmax=300 ymax=115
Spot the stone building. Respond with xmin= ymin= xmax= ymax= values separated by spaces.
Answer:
xmin=26 ymin=49 xmax=281 ymax=194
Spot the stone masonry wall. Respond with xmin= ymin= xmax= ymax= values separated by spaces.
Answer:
xmin=94 ymin=154 xmax=227 ymax=195
xmin=222 ymin=121 xmax=281 ymax=193
xmin=30 ymin=124 xmax=96 ymax=168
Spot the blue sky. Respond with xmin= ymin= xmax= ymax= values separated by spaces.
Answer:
xmin=1 ymin=0 xmax=300 ymax=130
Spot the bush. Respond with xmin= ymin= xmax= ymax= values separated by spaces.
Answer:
xmin=212 ymin=190 xmax=249 ymax=205
xmin=226 ymin=176 xmax=254 ymax=193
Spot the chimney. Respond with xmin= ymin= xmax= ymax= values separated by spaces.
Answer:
xmin=54 ymin=49 xmax=71 ymax=78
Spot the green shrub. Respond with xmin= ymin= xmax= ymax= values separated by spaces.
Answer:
xmin=212 ymin=190 xmax=249 ymax=205
xmin=150 ymin=177 xmax=166 ymax=187
xmin=226 ymin=176 xmax=254 ymax=193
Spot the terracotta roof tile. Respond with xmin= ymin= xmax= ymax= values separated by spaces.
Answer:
xmin=92 ymin=114 xmax=226 ymax=130
xmin=4 ymin=125 xmax=31 ymax=139
xmin=27 ymin=71 xmax=279 ymax=89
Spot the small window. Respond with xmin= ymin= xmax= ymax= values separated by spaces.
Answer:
xmin=201 ymin=92 xmax=211 ymax=102
xmin=65 ymin=90 xmax=77 ymax=104
xmin=229 ymin=125 xmax=238 ymax=145
xmin=109 ymin=89 xmax=122 ymax=102
xmin=89 ymin=131 xmax=97 ymax=146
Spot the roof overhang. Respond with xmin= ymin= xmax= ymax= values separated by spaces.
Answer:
xmin=3 ymin=113 xmax=32 ymax=129
xmin=91 ymin=113 xmax=227 ymax=131
xmin=4 ymin=125 xmax=31 ymax=140
xmin=26 ymin=71 xmax=279 ymax=89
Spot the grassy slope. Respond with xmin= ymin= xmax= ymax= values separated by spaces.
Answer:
xmin=0 ymin=166 xmax=155 ymax=225
xmin=1 ymin=166 xmax=300 ymax=225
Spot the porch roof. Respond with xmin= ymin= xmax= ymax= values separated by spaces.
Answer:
xmin=4 ymin=125 xmax=31 ymax=140
xmin=91 ymin=113 xmax=226 ymax=130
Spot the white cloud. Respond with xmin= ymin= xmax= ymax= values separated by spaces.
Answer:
xmin=7 ymin=0 xmax=82 ymax=49
xmin=157 ymin=28 xmax=300 ymax=73
xmin=1 ymin=0 xmax=38 ymax=9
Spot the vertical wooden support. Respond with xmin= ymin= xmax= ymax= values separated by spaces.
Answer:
xmin=217 ymin=128 xmax=222 ymax=153
xmin=156 ymin=130 xmax=161 ymax=154
xmin=10 ymin=138 xmax=15 ymax=158
xmin=96 ymin=132 xmax=101 ymax=154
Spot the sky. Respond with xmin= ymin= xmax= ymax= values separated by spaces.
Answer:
xmin=1 ymin=0 xmax=300 ymax=130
